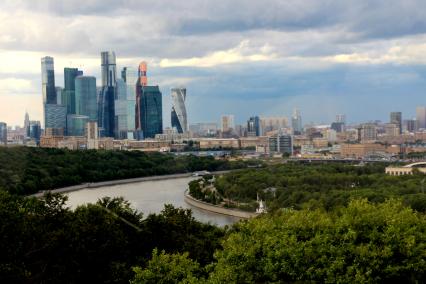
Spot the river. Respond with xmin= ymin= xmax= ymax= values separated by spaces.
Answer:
xmin=66 ymin=176 xmax=241 ymax=227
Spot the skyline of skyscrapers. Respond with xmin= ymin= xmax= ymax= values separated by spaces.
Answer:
xmin=171 ymin=87 xmax=188 ymax=133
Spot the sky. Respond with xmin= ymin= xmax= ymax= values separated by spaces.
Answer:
xmin=1 ymin=0 xmax=426 ymax=127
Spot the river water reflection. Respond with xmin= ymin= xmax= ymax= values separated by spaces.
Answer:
xmin=66 ymin=176 xmax=241 ymax=227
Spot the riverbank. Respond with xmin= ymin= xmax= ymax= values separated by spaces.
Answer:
xmin=184 ymin=191 xmax=258 ymax=219
xmin=31 ymin=170 xmax=232 ymax=198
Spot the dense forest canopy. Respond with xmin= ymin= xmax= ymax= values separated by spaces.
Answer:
xmin=207 ymin=162 xmax=426 ymax=212
xmin=0 ymin=148 xmax=425 ymax=282
xmin=0 ymin=147 xmax=255 ymax=195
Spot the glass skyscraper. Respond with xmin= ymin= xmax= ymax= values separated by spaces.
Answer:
xmin=98 ymin=51 xmax=116 ymax=137
xmin=0 ymin=122 xmax=7 ymax=145
xmin=63 ymin=67 xmax=83 ymax=114
xmin=45 ymin=104 xmax=67 ymax=130
xmin=137 ymin=85 xmax=163 ymax=139
xmin=41 ymin=56 xmax=57 ymax=130
xmin=114 ymin=78 xmax=128 ymax=139
xmin=67 ymin=114 xmax=89 ymax=136
xmin=171 ymin=87 xmax=188 ymax=133
xmin=75 ymin=76 xmax=97 ymax=121
xmin=122 ymin=67 xmax=138 ymax=136
xmin=247 ymin=116 xmax=261 ymax=136
xmin=29 ymin=121 xmax=41 ymax=145
xmin=292 ymin=108 xmax=302 ymax=134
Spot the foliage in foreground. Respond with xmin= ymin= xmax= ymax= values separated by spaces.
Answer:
xmin=132 ymin=199 xmax=426 ymax=283
xmin=0 ymin=192 xmax=224 ymax=283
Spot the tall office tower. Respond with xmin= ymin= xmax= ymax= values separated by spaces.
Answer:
xmin=86 ymin=121 xmax=99 ymax=149
xmin=63 ymin=68 xmax=83 ymax=114
xmin=45 ymin=104 xmax=67 ymax=132
xmin=268 ymin=133 xmax=293 ymax=155
xmin=135 ymin=62 xmax=149 ymax=138
xmin=136 ymin=86 xmax=163 ymax=139
xmin=98 ymin=51 xmax=117 ymax=137
xmin=66 ymin=115 xmax=89 ymax=136
xmin=171 ymin=87 xmax=188 ymax=133
xmin=390 ymin=112 xmax=402 ymax=134
xmin=0 ymin=122 xmax=7 ymax=145
xmin=41 ymin=56 xmax=56 ymax=105
xmin=24 ymin=112 xmax=30 ymax=137
xmin=75 ymin=76 xmax=97 ymax=120
xmin=138 ymin=61 xmax=148 ymax=86
xmin=28 ymin=121 xmax=41 ymax=145
xmin=41 ymin=56 xmax=57 ymax=129
xmin=360 ymin=123 xmax=377 ymax=141
xmin=416 ymin=107 xmax=426 ymax=129
xmin=122 ymin=67 xmax=137 ymax=139
xmin=331 ymin=122 xmax=345 ymax=133
xmin=336 ymin=114 xmax=346 ymax=124
xmin=291 ymin=108 xmax=302 ymax=134
xmin=403 ymin=119 xmax=418 ymax=133
xmin=221 ymin=115 xmax=235 ymax=132
xmin=55 ymin=87 xmax=63 ymax=105
xmin=115 ymin=78 xmax=129 ymax=139
xmin=247 ymin=116 xmax=261 ymax=137
xmin=101 ymin=51 xmax=117 ymax=87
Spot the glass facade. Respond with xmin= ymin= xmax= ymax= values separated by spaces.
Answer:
xmin=29 ymin=121 xmax=41 ymax=145
xmin=67 ymin=115 xmax=89 ymax=136
xmin=41 ymin=56 xmax=56 ymax=105
xmin=247 ymin=116 xmax=260 ymax=136
xmin=98 ymin=87 xmax=115 ymax=137
xmin=45 ymin=104 xmax=67 ymax=130
xmin=98 ymin=51 xmax=117 ymax=138
xmin=137 ymin=86 xmax=163 ymax=138
xmin=123 ymin=67 xmax=138 ymax=132
xmin=269 ymin=134 xmax=293 ymax=155
xmin=63 ymin=68 xmax=83 ymax=115
xmin=171 ymin=87 xmax=188 ymax=133
xmin=114 ymin=79 xmax=128 ymax=139
xmin=75 ymin=76 xmax=97 ymax=120
xmin=0 ymin=122 xmax=7 ymax=145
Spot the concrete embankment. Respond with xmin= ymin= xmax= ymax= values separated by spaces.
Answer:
xmin=31 ymin=170 xmax=232 ymax=198
xmin=184 ymin=191 xmax=258 ymax=219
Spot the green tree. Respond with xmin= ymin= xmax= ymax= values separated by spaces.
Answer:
xmin=131 ymin=249 xmax=202 ymax=284
xmin=209 ymin=199 xmax=426 ymax=283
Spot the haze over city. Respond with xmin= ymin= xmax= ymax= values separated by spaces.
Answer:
xmin=2 ymin=0 xmax=426 ymax=126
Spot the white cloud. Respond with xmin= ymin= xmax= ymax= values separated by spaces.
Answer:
xmin=0 ymin=78 xmax=35 ymax=94
xmin=159 ymin=40 xmax=277 ymax=68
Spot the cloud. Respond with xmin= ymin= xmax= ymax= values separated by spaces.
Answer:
xmin=159 ymin=40 xmax=277 ymax=68
xmin=0 ymin=78 xmax=36 ymax=94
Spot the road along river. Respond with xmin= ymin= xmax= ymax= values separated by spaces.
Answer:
xmin=66 ymin=176 xmax=241 ymax=227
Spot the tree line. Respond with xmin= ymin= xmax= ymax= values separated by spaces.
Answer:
xmin=0 ymin=147 xmax=256 ymax=195
xmin=212 ymin=162 xmax=426 ymax=212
